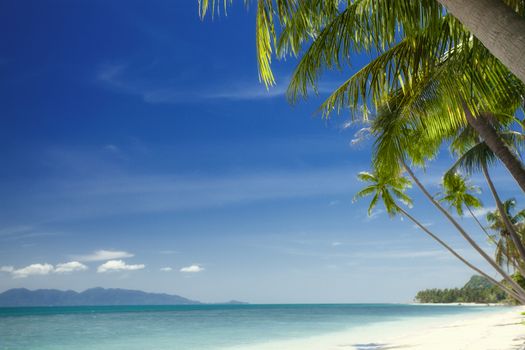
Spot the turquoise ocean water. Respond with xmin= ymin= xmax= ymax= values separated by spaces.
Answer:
xmin=0 ymin=304 xmax=506 ymax=350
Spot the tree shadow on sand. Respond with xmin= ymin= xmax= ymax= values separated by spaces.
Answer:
xmin=511 ymin=337 xmax=525 ymax=349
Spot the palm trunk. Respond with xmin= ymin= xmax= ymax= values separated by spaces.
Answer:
xmin=438 ymin=0 xmax=525 ymax=84
xmin=481 ymin=162 xmax=525 ymax=273
xmin=465 ymin=204 xmax=525 ymax=277
xmin=402 ymin=161 xmax=525 ymax=299
xmin=465 ymin=205 xmax=492 ymax=241
xmin=397 ymin=205 xmax=525 ymax=303
xmin=464 ymin=108 xmax=525 ymax=193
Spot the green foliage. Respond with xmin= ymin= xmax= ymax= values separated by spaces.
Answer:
xmin=486 ymin=199 xmax=525 ymax=269
xmin=415 ymin=275 xmax=507 ymax=303
xmin=463 ymin=275 xmax=494 ymax=290
xmin=200 ymin=1 xmax=525 ymax=303
xmin=354 ymin=169 xmax=412 ymax=216
xmin=499 ymin=272 xmax=525 ymax=304
xmin=447 ymin=122 xmax=525 ymax=177
xmin=438 ymin=172 xmax=482 ymax=217
xmin=199 ymin=0 xmax=525 ymax=93
xmin=513 ymin=272 xmax=525 ymax=290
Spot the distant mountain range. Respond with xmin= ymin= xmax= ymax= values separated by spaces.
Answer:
xmin=0 ymin=288 xmax=247 ymax=307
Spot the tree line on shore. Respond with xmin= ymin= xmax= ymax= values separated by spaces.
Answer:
xmin=415 ymin=275 xmax=510 ymax=304
xmin=200 ymin=1 xmax=525 ymax=302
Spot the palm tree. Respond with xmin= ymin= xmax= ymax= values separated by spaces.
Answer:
xmin=438 ymin=172 xmax=492 ymax=240
xmin=402 ymin=162 xmax=525 ymax=300
xmin=487 ymin=199 xmax=525 ymax=269
xmin=354 ymin=170 xmax=413 ymax=216
xmin=355 ymin=169 xmax=525 ymax=303
xmin=200 ymin=0 xmax=525 ymax=85
xmin=438 ymin=0 xmax=525 ymax=84
xmin=200 ymin=0 xmax=525 ymax=192
xmin=463 ymin=108 xmax=525 ymax=194
xmin=438 ymin=170 xmax=525 ymax=277
xmin=447 ymin=126 xmax=525 ymax=273
xmin=366 ymin=97 xmax=525 ymax=299
xmin=200 ymin=0 xmax=525 ymax=298
xmin=282 ymin=3 xmax=525 ymax=193
xmin=439 ymin=172 xmax=482 ymax=218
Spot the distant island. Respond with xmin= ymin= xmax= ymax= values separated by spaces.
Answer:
xmin=0 ymin=288 xmax=247 ymax=307
xmin=414 ymin=275 xmax=509 ymax=304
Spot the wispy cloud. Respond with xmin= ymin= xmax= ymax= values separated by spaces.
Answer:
xmin=160 ymin=267 xmax=173 ymax=272
xmin=12 ymin=166 xmax=362 ymax=223
xmin=412 ymin=222 xmax=434 ymax=230
xmin=97 ymin=260 xmax=145 ymax=273
xmin=0 ymin=225 xmax=34 ymax=237
xmin=96 ymin=64 xmax=336 ymax=104
xmin=373 ymin=250 xmax=448 ymax=259
xmin=180 ymin=264 xmax=204 ymax=273
xmin=364 ymin=208 xmax=385 ymax=222
xmin=145 ymin=82 xmax=289 ymax=102
xmin=0 ymin=225 xmax=62 ymax=241
xmin=350 ymin=127 xmax=372 ymax=146
xmin=103 ymin=144 xmax=120 ymax=154
xmin=73 ymin=250 xmax=134 ymax=262
xmin=159 ymin=250 xmax=179 ymax=255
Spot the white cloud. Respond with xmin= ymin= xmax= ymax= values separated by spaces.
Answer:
xmin=331 ymin=242 xmax=342 ymax=247
xmin=74 ymin=250 xmax=134 ymax=262
xmin=0 ymin=261 xmax=88 ymax=278
xmin=11 ymin=263 xmax=54 ymax=279
xmin=97 ymin=260 xmax=145 ymax=273
xmin=468 ymin=207 xmax=496 ymax=219
xmin=180 ymin=264 xmax=204 ymax=273
xmin=160 ymin=267 xmax=173 ymax=272
xmin=0 ymin=266 xmax=14 ymax=273
xmin=54 ymin=261 xmax=88 ymax=274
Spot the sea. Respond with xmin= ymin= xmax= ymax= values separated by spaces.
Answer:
xmin=0 ymin=304 xmax=509 ymax=350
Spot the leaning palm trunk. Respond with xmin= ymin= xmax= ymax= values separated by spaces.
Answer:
xmin=481 ymin=162 xmax=525 ymax=274
xmin=438 ymin=0 xmax=525 ymax=85
xmin=402 ymin=161 xmax=525 ymax=299
xmin=397 ymin=205 xmax=525 ymax=303
xmin=464 ymin=108 xmax=525 ymax=194
xmin=466 ymin=204 xmax=525 ymax=277
xmin=465 ymin=205 xmax=493 ymax=241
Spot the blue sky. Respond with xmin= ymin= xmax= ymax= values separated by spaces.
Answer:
xmin=1 ymin=0 xmax=523 ymax=303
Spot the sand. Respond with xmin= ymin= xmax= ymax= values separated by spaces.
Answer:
xmin=368 ymin=306 xmax=525 ymax=350
xmin=229 ymin=306 xmax=525 ymax=350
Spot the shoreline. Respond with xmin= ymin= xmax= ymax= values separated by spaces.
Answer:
xmin=228 ymin=306 xmax=525 ymax=350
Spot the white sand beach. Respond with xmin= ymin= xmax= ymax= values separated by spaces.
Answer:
xmin=230 ymin=306 xmax=525 ymax=350
xmin=369 ymin=306 xmax=525 ymax=350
